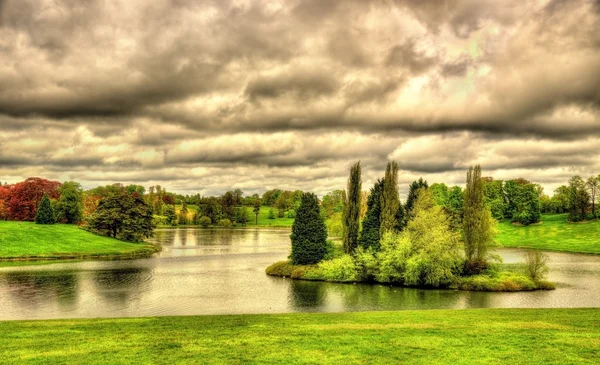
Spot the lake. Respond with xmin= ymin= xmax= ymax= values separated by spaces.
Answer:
xmin=0 ymin=228 xmax=598 ymax=320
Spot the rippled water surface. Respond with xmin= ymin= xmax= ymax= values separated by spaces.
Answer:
xmin=0 ymin=228 xmax=598 ymax=320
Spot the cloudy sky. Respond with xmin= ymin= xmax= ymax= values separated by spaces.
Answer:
xmin=1 ymin=0 xmax=599 ymax=197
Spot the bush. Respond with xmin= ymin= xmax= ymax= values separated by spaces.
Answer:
xmin=354 ymin=248 xmax=378 ymax=282
xmin=286 ymin=209 xmax=296 ymax=218
xmin=523 ymin=249 xmax=550 ymax=281
xmin=268 ymin=208 xmax=276 ymax=220
xmin=218 ymin=218 xmax=232 ymax=228
xmin=265 ymin=261 xmax=294 ymax=276
xmin=199 ymin=216 xmax=211 ymax=228
xmin=317 ymin=255 xmax=357 ymax=282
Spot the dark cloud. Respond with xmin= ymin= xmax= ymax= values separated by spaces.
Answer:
xmin=0 ymin=0 xmax=599 ymax=194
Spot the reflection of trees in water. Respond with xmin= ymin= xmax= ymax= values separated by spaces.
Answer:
xmin=92 ymin=267 xmax=152 ymax=305
xmin=1 ymin=271 xmax=78 ymax=307
xmin=288 ymin=280 xmax=327 ymax=310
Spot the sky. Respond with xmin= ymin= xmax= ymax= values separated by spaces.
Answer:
xmin=0 ymin=0 xmax=599 ymax=198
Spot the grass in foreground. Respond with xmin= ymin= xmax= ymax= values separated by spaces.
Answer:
xmin=0 ymin=309 xmax=598 ymax=364
xmin=0 ymin=221 xmax=159 ymax=260
xmin=496 ymin=214 xmax=600 ymax=254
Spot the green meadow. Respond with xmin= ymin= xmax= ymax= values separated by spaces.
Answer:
xmin=1 ymin=309 xmax=598 ymax=364
xmin=0 ymin=221 xmax=159 ymax=260
xmin=496 ymin=214 xmax=600 ymax=254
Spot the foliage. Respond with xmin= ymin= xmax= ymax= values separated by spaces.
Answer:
xmin=586 ymin=175 xmax=599 ymax=217
xmin=380 ymin=161 xmax=402 ymax=235
xmin=568 ymin=175 xmax=590 ymax=222
xmin=178 ymin=201 xmax=189 ymax=225
xmin=317 ymin=255 xmax=358 ymax=282
xmin=268 ymin=208 xmax=276 ymax=219
xmin=35 ymin=194 xmax=56 ymax=224
xmin=482 ymin=178 xmax=506 ymax=220
xmin=218 ymin=218 xmax=232 ymax=228
xmin=359 ymin=179 xmax=383 ymax=251
xmin=320 ymin=190 xmax=345 ymax=219
xmin=504 ymin=180 xmax=541 ymax=225
xmin=199 ymin=216 xmax=211 ymax=228
xmin=404 ymin=178 xmax=428 ymax=222
xmin=253 ymin=199 xmax=261 ymax=225
xmin=165 ymin=205 xmax=177 ymax=226
xmin=261 ymin=189 xmax=282 ymax=206
xmin=235 ymin=206 xmax=248 ymax=226
xmin=325 ymin=212 xmax=344 ymax=238
xmin=429 ymin=183 xmax=449 ymax=207
xmin=343 ymin=161 xmax=361 ymax=254
xmin=455 ymin=271 xmax=554 ymax=291
xmin=88 ymin=189 xmax=155 ymax=242
xmin=55 ymin=181 xmax=84 ymax=224
xmin=463 ymin=165 xmax=498 ymax=273
xmin=290 ymin=193 xmax=328 ymax=265
xmin=523 ymin=250 xmax=550 ymax=281
xmin=6 ymin=178 xmax=61 ymax=221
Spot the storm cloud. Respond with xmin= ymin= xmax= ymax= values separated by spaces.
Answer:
xmin=0 ymin=0 xmax=599 ymax=196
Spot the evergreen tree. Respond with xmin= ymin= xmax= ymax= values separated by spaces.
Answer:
xmin=35 ymin=194 xmax=55 ymax=224
xmin=404 ymin=178 xmax=428 ymax=222
xmin=290 ymin=193 xmax=327 ymax=265
xmin=253 ymin=198 xmax=261 ymax=225
xmin=359 ymin=179 xmax=383 ymax=250
xmin=56 ymin=181 xmax=83 ymax=224
xmin=165 ymin=205 xmax=177 ymax=226
xmin=343 ymin=161 xmax=362 ymax=254
xmin=380 ymin=161 xmax=401 ymax=236
xmin=463 ymin=165 xmax=497 ymax=273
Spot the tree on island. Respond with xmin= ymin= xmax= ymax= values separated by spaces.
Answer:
xmin=35 ymin=194 xmax=55 ymax=224
xmin=463 ymin=165 xmax=497 ymax=274
xmin=290 ymin=193 xmax=328 ymax=265
xmin=343 ymin=161 xmax=361 ymax=254
xmin=88 ymin=189 xmax=155 ymax=242
xmin=380 ymin=161 xmax=403 ymax=235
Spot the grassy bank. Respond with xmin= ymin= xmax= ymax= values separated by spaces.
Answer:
xmin=497 ymin=214 xmax=600 ymax=254
xmin=0 ymin=221 xmax=160 ymax=261
xmin=266 ymin=260 xmax=554 ymax=292
xmin=1 ymin=309 xmax=598 ymax=364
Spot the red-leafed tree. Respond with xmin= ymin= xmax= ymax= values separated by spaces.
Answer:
xmin=7 ymin=178 xmax=61 ymax=221
xmin=0 ymin=185 xmax=12 ymax=220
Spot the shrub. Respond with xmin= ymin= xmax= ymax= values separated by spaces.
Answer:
xmin=286 ymin=209 xmax=296 ymax=218
xmin=268 ymin=208 xmax=276 ymax=219
xmin=218 ymin=218 xmax=232 ymax=228
xmin=265 ymin=261 xmax=294 ymax=276
xmin=354 ymin=248 xmax=378 ymax=282
xmin=523 ymin=249 xmax=550 ymax=281
xmin=199 ymin=216 xmax=211 ymax=228
xmin=317 ymin=255 xmax=357 ymax=282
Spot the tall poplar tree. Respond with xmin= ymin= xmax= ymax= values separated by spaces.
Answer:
xmin=343 ymin=161 xmax=362 ymax=254
xmin=359 ymin=179 xmax=383 ymax=250
xmin=463 ymin=165 xmax=497 ymax=273
xmin=380 ymin=161 xmax=401 ymax=236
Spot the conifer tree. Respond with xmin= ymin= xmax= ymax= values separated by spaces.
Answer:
xmin=463 ymin=165 xmax=497 ymax=273
xmin=290 ymin=193 xmax=327 ymax=265
xmin=343 ymin=161 xmax=361 ymax=254
xmin=404 ymin=178 xmax=428 ymax=222
xmin=35 ymin=194 xmax=55 ymax=224
xmin=359 ymin=179 xmax=383 ymax=250
xmin=380 ymin=161 xmax=401 ymax=236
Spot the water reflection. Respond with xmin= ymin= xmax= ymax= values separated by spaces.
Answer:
xmin=0 ymin=229 xmax=598 ymax=320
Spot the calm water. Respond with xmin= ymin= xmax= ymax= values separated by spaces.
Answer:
xmin=0 ymin=228 xmax=599 ymax=320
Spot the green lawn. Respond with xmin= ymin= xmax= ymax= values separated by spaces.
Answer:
xmin=245 ymin=205 xmax=294 ymax=227
xmin=0 ymin=221 xmax=159 ymax=260
xmin=496 ymin=214 xmax=600 ymax=254
xmin=0 ymin=309 xmax=598 ymax=364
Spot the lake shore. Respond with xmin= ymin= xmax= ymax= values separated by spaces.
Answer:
xmin=1 ymin=308 xmax=598 ymax=364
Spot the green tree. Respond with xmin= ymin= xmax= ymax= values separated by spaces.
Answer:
xmin=179 ymin=201 xmax=189 ymax=225
xmin=429 ymin=183 xmax=449 ymax=207
xmin=359 ymin=179 xmax=384 ymax=251
xmin=35 ymin=194 xmax=55 ymax=224
xmin=504 ymin=179 xmax=541 ymax=225
xmin=404 ymin=178 xmax=428 ymax=222
xmin=165 ymin=205 xmax=177 ymax=226
xmin=88 ymin=189 xmax=155 ymax=241
xmin=320 ymin=190 xmax=345 ymax=219
xmin=380 ymin=161 xmax=401 ymax=235
xmin=482 ymin=178 xmax=506 ymax=220
xmin=462 ymin=165 xmax=497 ymax=273
xmin=56 ymin=181 xmax=83 ymax=224
xmin=290 ymin=193 xmax=328 ymax=265
xmin=253 ymin=199 xmax=261 ymax=225
xmin=568 ymin=175 xmax=590 ymax=221
xmin=586 ymin=175 xmax=599 ymax=217
xmin=343 ymin=161 xmax=362 ymax=254
xmin=235 ymin=206 xmax=248 ymax=226
xmin=199 ymin=216 xmax=211 ymax=227
xmin=268 ymin=208 xmax=276 ymax=219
